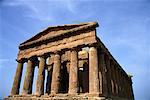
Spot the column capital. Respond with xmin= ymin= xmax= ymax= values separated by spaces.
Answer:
xmin=16 ymin=58 xmax=26 ymax=63
xmin=29 ymin=56 xmax=38 ymax=61
xmin=110 ymin=59 xmax=115 ymax=66
xmin=99 ymin=50 xmax=106 ymax=55
xmin=88 ymin=43 xmax=98 ymax=48
xmin=38 ymin=54 xmax=48 ymax=59
xmin=104 ymin=54 xmax=110 ymax=62
xmin=27 ymin=56 xmax=39 ymax=67
xmin=89 ymin=47 xmax=98 ymax=57
xmin=54 ymin=50 xmax=61 ymax=55
xmin=54 ymin=52 xmax=61 ymax=59
xmin=70 ymin=47 xmax=80 ymax=52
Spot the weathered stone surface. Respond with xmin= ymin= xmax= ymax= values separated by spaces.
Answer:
xmin=22 ymin=59 xmax=35 ymax=95
xmin=68 ymin=49 xmax=78 ymax=94
xmin=19 ymin=22 xmax=98 ymax=48
xmin=105 ymin=55 xmax=111 ymax=95
xmin=7 ymin=22 xmax=134 ymax=100
xmin=61 ymin=51 xmax=71 ymax=62
xmin=78 ymin=60 xmax=88 ymax=68
xmin=18 ymin=34 xmax=96 ymax=60
xmin=17 ymin=27 xmax=97 ymax=60
xmin=110 ymin=61 xmax=115 ymax=95
xmin=51 ymin=53 xmax=61 ymax=94
xmin=47 ymin=55 xmax=54 ymax=66
xmin=5 ymin=94 xmax=131 ymax=100
xmin=11 ymin=61 xmax=24 ymax=95
xmin=78 ymin=50 xmax=88 ymax=60
xmin=35 ymin=56 xmax=45 ymax=96
xmin=98 ymin=51 xmax=108 ymax=96
xmin=115 ymin=66 xmax=119 ymax=95
xmin=89 ymin=47 xmax=99 ymax=95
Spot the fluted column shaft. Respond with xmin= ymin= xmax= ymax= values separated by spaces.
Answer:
xmin=36 ymin=56 xmax=46 ymax=96
xmin=51 ymin=53 xmax=61 ymax=94
xmin=110 ymin=62 xmax=115 ymax=95
xmin=89 ymin=47 xmax=99 ymax=95
xmin=115 ymin=67 xmax=119 ymax=95
xmin=127 ymin=80 xmax=130 ymax=98
xmin=122 ymin=76 xmax=126 ymax=97
xmin=113 ymin=65 xmax=118 ymax=95
xmin=118 ymin=70 xmax=121 ymax=97
xmin=125 ymin=77 xmax=128 ymax=98
xmin=22 ymin=58 xmax=35 ymax=95
xmin=120 ymin=72 xmax=123 ymax=97
xmin=11 ymin=61 xmax=24 ymax=95
xmin=99 ymin=52 xmax=108 ymax=96
xmin=68 ymin=49 xmax=78 ymax=94
xmin=105 ymin=56 xmax=111 ymax=95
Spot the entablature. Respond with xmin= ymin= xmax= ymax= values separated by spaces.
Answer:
xmin=17 ymin=22 xmax=98 ymax=60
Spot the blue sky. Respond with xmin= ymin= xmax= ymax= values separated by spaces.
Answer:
xmin=0 ymin=0 xmax=150 ymax=99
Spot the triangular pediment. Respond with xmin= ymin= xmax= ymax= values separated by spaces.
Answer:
xmin=19 ymin=22 xmax=98 ymax=48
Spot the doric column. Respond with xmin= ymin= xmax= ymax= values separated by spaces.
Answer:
xmin=125 ymin=77 xmax=128 ymax=98
xmin=113 ymin=64 xmax=117 ymax=95
xmin=120 ymin=72 xmax=123 ymax=97
xmin=36 ymin=56 xmax=46 ymax=96
xmin=129 ymin=76 xmax=134 ymax=100
xmin=122 ymin=76 xmax=126 ymax=98
xmin=11 ymin=60 xmax=24 ymax=95
xmin=89 ymin=46 xmax=99 ymax=95
xmin=114 ymin=65 xmax=118 ymax=95
xmin=22 ymin=58 xmax=35 ymax=95
xmin=115 ymin=67 xmax=119 ymax=95
xmin=99 ymin=51 xmax=108 ymax=96
xmin=68 ymin=48 xmax=78 ymax=94
xmin=127 ymin=80 xmax=130 ymax=98
xmin=105 ymin=55 xmax=111 ymax=95
xmin=110 ymin=61 xmax=115 ymax=95
xmin=51 ymin=53 xmax=61 ymax=94
xmin=118 ymin=70 xmax=121 ymax=97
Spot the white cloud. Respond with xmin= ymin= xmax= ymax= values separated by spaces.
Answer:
xmin=2 ymin=0 xmax=92 ymax=22
xmin=2 ymin=0 xmax=54 ymax=21
xmin=0 ymin=59 xmax=10 ymax=62
xmin=0 ymin=58 xmax=14 ymax=68
xmin=2 ymin=0 xmax=22 ymax=6
xmin=62 ymin=0 xmax=77 ymax=14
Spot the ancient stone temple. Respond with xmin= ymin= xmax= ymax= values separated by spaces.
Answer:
xmin=6 ymin=22 xmax=134 ymax=100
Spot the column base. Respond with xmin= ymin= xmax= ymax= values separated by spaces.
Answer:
xmin=5 ymin=94 xmax=132 ymax=100
xmin=68 ymin=93 xmax=79 ymax=96
xmin=21 ymin=91 xmax=28 ymax=96
xmin=87 ymin=93 xmax=100 ymax=97
xmin=34 ymin=92 xmax=42 ymax=97
xmin=50 ymin=90 xmax=58 ymax=96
